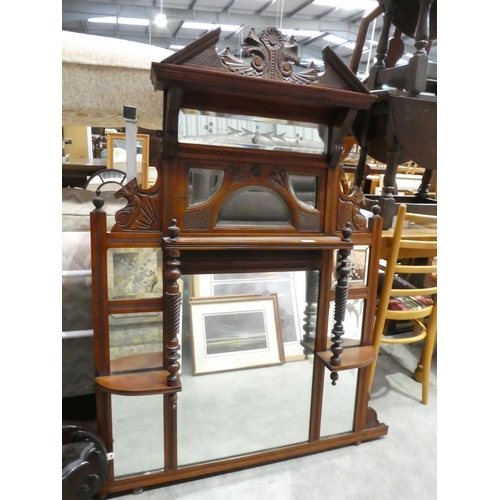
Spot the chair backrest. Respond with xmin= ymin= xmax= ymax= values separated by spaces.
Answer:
xmin=83 ymin=168 xmax=127 ymax=192
xmin=379 ymin=204 xmax=437 ymax=321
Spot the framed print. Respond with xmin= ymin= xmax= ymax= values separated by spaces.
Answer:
xmin=189 ymin=294 xmax=284 ymax=375
xmin=189 ymin=271 xmax=306 ymax=361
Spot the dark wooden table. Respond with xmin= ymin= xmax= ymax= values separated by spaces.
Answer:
xmin=62 ymin=158 xmax=107 ymax=188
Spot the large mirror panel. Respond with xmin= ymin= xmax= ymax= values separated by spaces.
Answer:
xmin=177 ymin=270 xmax=313 ymax=466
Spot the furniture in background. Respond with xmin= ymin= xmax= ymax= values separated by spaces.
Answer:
xmin=84 ymin=168 xmax=127 ymax=192
xmin=62 ymin=158 xmax=107 ymax=188
xmin=62 ymin=421 xmax=108 ymax=500
xmin=349 ymin=0 xmax=437 ymax=228
xmin=89 ymin=27 xmax=389 ymax=497
xmin=367 ymin=204 xmax=437 ymax=404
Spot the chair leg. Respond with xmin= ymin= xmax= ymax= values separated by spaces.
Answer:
xmin=367 ymin=313 xmax=387 ymax=394
xmin=416 ymin=307 xmax=437 ymax=405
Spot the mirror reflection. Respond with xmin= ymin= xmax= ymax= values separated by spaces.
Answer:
xmin=107 ymin=247 xmax=162 ymax=300
xmin=179 ymin=109 xmax=326 ymax=154
xmin=109 ymin=312 xmax=163 ymax=374
xmin=177 ymin=270 xmax=314 ymax=465
xmin=320 ymin=366 xmax=358 ymax=437
xmin=111 ymin=394 xmax=164 ymax=478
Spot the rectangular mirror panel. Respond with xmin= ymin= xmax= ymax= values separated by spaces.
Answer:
xmin=107 ymin=247 xmax=162 ymax=300
xmin=179 ymin=109 xmax=326 ymax=154
xmin=111 ymin=394 xmax=164 ymax=478
xmin=177 ymin=271 xmax=314 ymax=465
xmin=320 ymin=366 xmax=358 ymax=438
xmin=109 ymin=312 xmax=163 ymax=374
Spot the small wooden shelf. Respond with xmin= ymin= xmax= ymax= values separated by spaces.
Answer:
xmin=316 ymin=346 xmax=376 ymax=372
xmin=96 ymin=370 xmax=181 ymax=396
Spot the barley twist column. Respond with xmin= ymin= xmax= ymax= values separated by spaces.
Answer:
xmin=330 ymin=223 xmax=353 ymax=385
xmin=164 ymin=219 xmax=182 ymax=387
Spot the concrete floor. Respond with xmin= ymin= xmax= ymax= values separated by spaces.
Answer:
xmin=107 ymin=341 xmax=437 ymax=500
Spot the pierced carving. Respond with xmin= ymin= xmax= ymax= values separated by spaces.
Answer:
xmin=113 ymin=178 xmax=161 ymax=231
xmin=221 ymin=28 xmax=319 ymax=84
xmin=337 ymin=185 xmax=368 ymax=232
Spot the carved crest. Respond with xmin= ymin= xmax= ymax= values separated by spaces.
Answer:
xmin=112 ymin=178 xmax=162 ymax=231
xmin=221 ymin=28 xmax=319 ymax=84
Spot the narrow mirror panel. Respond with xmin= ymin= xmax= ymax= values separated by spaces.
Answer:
xmin=320 ymin=367 xmax=358 ymax=438
xmin=109 ymin=312 xmax=163 ymax=374
xmin=107 ymin=247 xmax=162 ymax=300
xmin=179 ymin=109 xmax=326 ymax=154
xmin=111 ymin=394 xmax=165 ymax=478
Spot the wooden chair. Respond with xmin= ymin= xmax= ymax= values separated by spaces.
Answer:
xmin=367 ymin=204 xmax=437 ymax=404
xmin=83 ymin=168 xmax=127 ymax=192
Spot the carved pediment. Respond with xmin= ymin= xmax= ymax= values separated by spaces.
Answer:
xmin=159 ymin=26 xmax=370 ymax=94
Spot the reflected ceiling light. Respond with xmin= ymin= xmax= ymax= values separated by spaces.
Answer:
xmin=154 ymin=0 xmax=167 ymax=28
xmin=169 ymin=45 xmax=185 ymax=50
xmin=88 ymin=16 xmax=150 ymax=26
xmin=182 ymin=21 xmax=242 ymax=32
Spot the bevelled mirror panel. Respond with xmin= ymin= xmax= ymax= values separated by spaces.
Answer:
xmin=107 ymin=247 xmax=162 ymax=300
xmin=289 ymin=174 xmax=318 ymax=208
xmin=328 ymin=299 xmax=366 ymax=347
xmin=177 ymin=270 xmax=313 ymax=466
xmin=216 ymin=186 xmax=293 ymax=227
xmin=320 ymin=366 xmax=358 ymax=438
xmin=109 ymin=312 xmax=163 ymax=374
xmin=111 ymin=394 xmax=164 ymax=478
xmin=179 ymin=109 xmax=326 ymax=154
xmin=188 ymin=168 xmax=224 ymax=206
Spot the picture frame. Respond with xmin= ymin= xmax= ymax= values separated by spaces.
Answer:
xmin=187 ymin=272 xmax=306 ymax=361
xmin=189 ymin=294 xmax=285 ymax=375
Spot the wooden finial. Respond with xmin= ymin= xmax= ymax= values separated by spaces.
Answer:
xmin=167 ymin=219 xmax=180 ymax=241
xmin=92 ymin=189 xmax=105 ymax=211
xmin=341 ymin=222 xmax=352 ymax=242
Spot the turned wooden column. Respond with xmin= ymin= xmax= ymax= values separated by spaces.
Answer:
xmin=302 ymin=270 xmax=320 ymax=343
xmin=164 ymin=219 xmax=182 ymax=386
xmin=330 ymin=223 xmax=352 ymax=385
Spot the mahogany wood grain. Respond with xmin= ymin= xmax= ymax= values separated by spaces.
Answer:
xmin=95 ymin=370 xmax=181 ymax=396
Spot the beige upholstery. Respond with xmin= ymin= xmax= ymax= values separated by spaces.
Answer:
xmin=62 ymin=31 xmax=173 ymax=129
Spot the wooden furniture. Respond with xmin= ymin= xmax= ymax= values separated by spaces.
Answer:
xmin=62 ymin=422 xmax=108 ymax=500
xmin=62 ymin=158 xmax=107 ymax=188
xmin=350 ymin=0 xmax=437 ymax=228
xmin=83 ymin=168 xmax=127 ymax=192
xmin=367 ymin=204 xmax=437 ymax=404
xmin=89 ymin=27 xmax=389 ymax=497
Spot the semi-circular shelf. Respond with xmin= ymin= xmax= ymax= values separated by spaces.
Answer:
xmin=95 ymin=370 xmax=181 ymax=396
